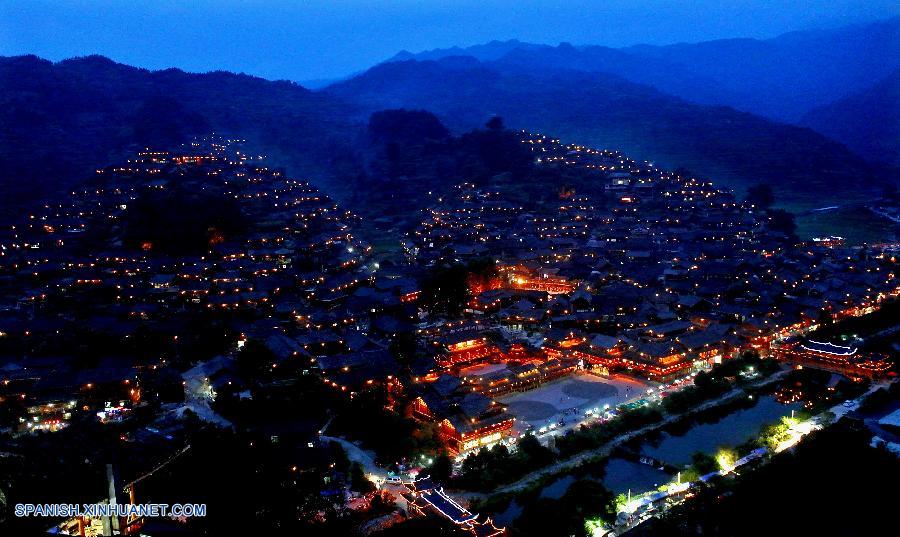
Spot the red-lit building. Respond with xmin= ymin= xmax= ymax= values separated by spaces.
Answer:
xmin=500 ymin=265 xmax=576 ymax=295
xmin=773 ymin=339 xmax=892 ymax=379
xmin=408 ymin=375 xmax=515 ymax=453
xmin=464 ymin=358 xmax=578 ymax=397
xmin=568 ymin=338 xmax=691 ymax=380
xmin=436 ymin=329 xmax=498 ymax=368
xmin=403 ymin=478 xmax=507 ymax=535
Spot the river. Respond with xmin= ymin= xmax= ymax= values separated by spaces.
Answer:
xmin=641 ymin=395 xmax=799 ymax=466
xmin=491 ymin=394 xmax=799 ymax=525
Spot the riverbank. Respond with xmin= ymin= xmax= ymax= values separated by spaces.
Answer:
xmin=472 ymin=369 xmax=789 ymax=498
xmin=623 ymin=381 xmax=895 ymax=536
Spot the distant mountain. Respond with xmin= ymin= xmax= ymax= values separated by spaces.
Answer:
xmin=392 ymin=41 xmax=743 ymax=114
xmin=1 ymin=51 xmax=894 ymax=227
xmin=326 ymin=56 xmax=890 ymax=208
xmin=0 ymin=55 xmax=362 ymax=219
xmin=389 ymin=17 xmax=900 ymax=123
xmin=800 ymin=70 xmax=900 ymax=166
xmin=298 ymin=77 xmax=345 ymax=89
xmin=389 ymin=39 xmax=549 ymax=63
xmin=493 ymin=43 xmax=746 ymax=115
xmin=623 ymin=17 xmax=900 ymax=122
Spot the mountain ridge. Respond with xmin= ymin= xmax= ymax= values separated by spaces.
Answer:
xmin=800 ymin=69 xmax=900 ymax=166
xmin=326 ymin=55 xmax=890 ymax=208
xmin=0 ymin=50 xmax=894 ymax=230
xmin=385 ymin=17 xmax=900 ymax=123
xmin=0 ymin=54 xmax=364 ymax=218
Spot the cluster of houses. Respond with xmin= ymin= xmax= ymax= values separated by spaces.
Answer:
xmin=0 ymin=136 xmax=404 ymax=437
xmin=1 ymin=132 xmax=896 ymax=448
xmin=0 ymin=132 xmax=896 ymax=535
xmin=394 ymin=132 xmax=898 ymax=451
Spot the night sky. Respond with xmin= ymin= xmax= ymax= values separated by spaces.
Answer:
xmin=1 ymin=0 xmax=896 ymax=82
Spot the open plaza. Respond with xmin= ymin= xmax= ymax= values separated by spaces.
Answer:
xmin=498 ymin=371 xmax=653 ymax=434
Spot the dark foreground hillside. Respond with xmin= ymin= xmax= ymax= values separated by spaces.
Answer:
xmin=629 ymin=420 xmax=900 ymax=536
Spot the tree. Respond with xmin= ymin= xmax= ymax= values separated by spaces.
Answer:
xmin=371 ymin=516 xmax=458 ymax=536
xmin=647 ymin=422 xmax=900 ymax=536
xmin=235 ymin=339 xmax=276 ymax=378
xmin=759 ymin=422 xmax=790 ymax=451
xmin=516 ymin=433 xmax=555 ymax=467
xmin=690 ymin=451 xmax=718 ymax=475
xmin=350 ymin=462 xmax=376 ymax=493
xmin=420 ymin=263 xmax=471 ymax=315
xmin=389 ymin=331 xmax=419 ymax=367
xmin=410 ymin=421 xmax=444 ymax=455
xmin=425 ymin=454 xmax=453 ymax=483
xmin=715 ymin=447 xmax=738 ymax=473
xmin=121 ymin=186 xmax=246 ymax=254
xmin=368 ymin=109 xmax=450 ymax=145
xmin=767 ymin=208 xmax=797 ymax=239
xmin=746 ymin=183 xmax=775 ymax=209
xmin=516 ymin=479 xmax=616 ymax=537
xmin=565 ymin=479 xmax=617 ymax=525
xmin=420 ymin=258 xmax=498 ymax=315
xmin=329 ymin=441 xmax=351 ymax=473
xmin=485 ymin=116 xmax=504 ymax=130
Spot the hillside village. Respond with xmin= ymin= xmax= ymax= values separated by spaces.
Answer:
xmin=0 ymin=130 xmax=897 ymax=536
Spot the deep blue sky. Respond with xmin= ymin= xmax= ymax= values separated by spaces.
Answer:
xmin=1 ymin=0 xmax=896 ymax=82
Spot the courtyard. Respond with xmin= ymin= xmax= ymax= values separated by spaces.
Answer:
xmin=498 ymin=370 xmax=654 ymax=432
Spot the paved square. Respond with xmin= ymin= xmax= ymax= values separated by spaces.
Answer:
xmin=498 ymin=371 xmax=652 ymax=425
